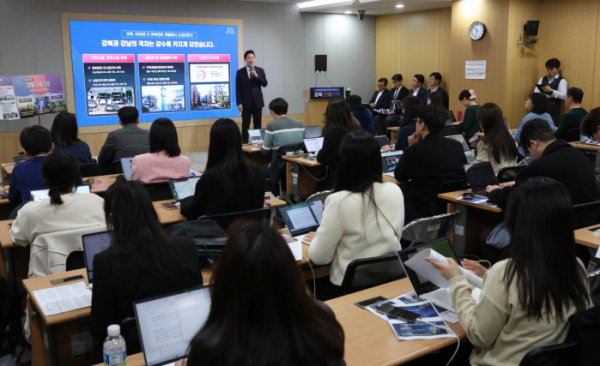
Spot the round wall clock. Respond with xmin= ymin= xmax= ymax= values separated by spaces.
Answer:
xmin=469 ymin=21 xmax=486 ymax=41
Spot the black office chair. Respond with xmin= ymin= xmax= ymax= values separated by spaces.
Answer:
xmin=144 ymin=182 xmax=174 ymax=201
xmin=519 ymin=341 xmax=578 ymax=366
xmin=496 ymin=165 xmax=527 ymax=183
xmin=563 ymin=127 xmax=581 ymax=142
xmin=340 ymin=253 xmax=405 ymax=295
xmin=402 ymin=212 xmax=458 ymax=247
xmin=65 ymin=251 xmax=85 ymax=271
xmin=79 ymin=163 xmax=102 ymax=178
xmin=433 ymin=179 xmax=470 ymax=215
xmin=198 ymin=207 xmax=272 ymax=232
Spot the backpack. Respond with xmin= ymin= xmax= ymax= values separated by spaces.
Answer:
xmin=0 ymin=276 xmax=23 ymax=358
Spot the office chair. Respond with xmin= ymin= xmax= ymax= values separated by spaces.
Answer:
xmin=79 ymin=163 xmax=102 ymax=178
xmin=198 ymin=207 xmax=272 ymax=232
xmin=340 ymin=253 xmax=405 ymax=295
xmin=519 ymin=341 xmax=578 ymax=366
xmin=563 ymin=127 xmax=581 ymax=142
xmin=401 ymin=212 xmax=459 ymax=247
xmin=496 ymin=165 xmax=527 ymax=183
xmin=305 ymin=190 xmax=334 ymax=204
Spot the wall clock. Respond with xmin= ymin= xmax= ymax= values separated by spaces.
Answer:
xmin=469 ymin=21 xmax=486 ymax=41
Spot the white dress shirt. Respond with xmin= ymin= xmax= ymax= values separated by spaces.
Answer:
xmin=412 ymin=87 xmax=421 ymax=96
xmin=534 ymin=75 xmax=567 ymax=100
xmin=374 ymin=90 xmax=384 ymax=104
xmin=246 ymin=66 xmax=252 ymax=79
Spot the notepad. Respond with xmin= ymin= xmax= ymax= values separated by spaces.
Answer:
xmin=405 ymin=248 xmax=483 ymax=289
xmin=33 ymin=281 xmax=92 ymax=316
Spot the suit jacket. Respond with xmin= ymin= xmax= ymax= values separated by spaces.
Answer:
xmin=369 ymin=89 xmax=392 ymax=110
xmin=410 ymin=88 xmax=428 ymax=105
xmin=235 ymin=66 xmax=268 ymax=109
xmin=425 ymin=87 xmax=448 ymax=104
xmin=488 ymin=140 xmax=596 ymax=210
xmin=97 ymin=124 xmax=150 ymax=174
xmin=390 ymin=86 xmax=409 ymax=113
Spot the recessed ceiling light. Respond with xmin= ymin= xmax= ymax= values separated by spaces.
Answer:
xmin=396 ymin=4 xmax=404 ymax=8
xmin=345 ymin=10 xmax=352 ymax=13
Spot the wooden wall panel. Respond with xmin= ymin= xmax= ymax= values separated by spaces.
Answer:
xmin=375 ymin=15 xmax=402 ymax=88
xmin=438 ymin=8 xmax=452 ymax=95
xmin=401 ymin=11 xmax=441 ymax=88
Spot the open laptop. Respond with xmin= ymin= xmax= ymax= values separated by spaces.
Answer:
xmin=381 ymin=150 xmax=403 ymax=176
xmin=465 ymin=162 xmax=499 ymax=196
xmin=448 ymin=110 xmax=457 ymax=123
xmin=168 ymin=177 xmax=201 ymax=203
xmin=304 ymin=137 xmax=324 ymax=156
xmin=279 ymin=200 xmax=324 ymax=243
xmin=398 ymin=239 xmax=461 ymax=311
xmin=82 ymin=231 xmax=112 ymax=285
xmin=120 ymin=156 xmax=135 ymax=180
xmin=446 ymin=135 xmax=477 ymax=163
xmin=374 ymin=135 xmax=391 ymax=148
xmin=248 ymin=128 xmax=266 ymax=146
xmin=304 ymin=125 xmax=322 ymax=139
xmin=30 ymin=185 xmax=91 ymax=201
xmin=134 ymin=286 xmax=211 ymax=366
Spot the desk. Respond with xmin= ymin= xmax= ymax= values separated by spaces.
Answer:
xmin=1 ymin=163 xmax=14 ymax=186
xmin=108 ymin=278 xmax=466 ymax=366
xmin=242 ymin=144 xmax=272 ymax=166
xmin=388 ymin=127 xmax=399 ymax=143
xmin=88 ymin=174 xmax=120 ymax=194
xmin=575 ymin=225 xmax=600 ymax=249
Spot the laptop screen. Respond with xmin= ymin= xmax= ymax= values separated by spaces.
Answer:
xmin=398 ymin=240 xmax=459 ymax=297
xmin=446 ymin=135 xmax=469 ymax=152
xmin=82 ymin=231 xmax=112 ymax=283
xmin=279 ymin=201 xmax=324 ymax=236
xmin=135 ymin=287 xmax=211 ymax=366
xmin=248 ymin=129 xmax=265 ymax=145
xmin=121 ymin=157 xmax=135 ymax=180
xmin=375 ymin=136 xmax=390 ymax=148
xmin=465 ymin=162 xmax=499 ymax=192
xmin=304 ymin=126 xmax=322 ymax=139
xmin=381 ymin=151 xmax=403 ymax=173
xmin=169 ymin=177 xmax=201 ymax=202
xmin=30 ymin=185 xmax=91 ymax=202
xmin=304 ymin=137 xmax=324 ymax=153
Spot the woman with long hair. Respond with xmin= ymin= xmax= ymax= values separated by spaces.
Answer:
xmin=427 ymin=91 xmax=446 ymax=111
xmin=91 ymin=176 xmax=202 ymax=357
xmin=50 ymin=111 xmax=93 ymax=163
xmin=131 ymin=117 xmax=191 ymax=183
xmin=427 ymin=178 xmax=590 ymax=366
xmin=392 ymin=96 xmax=423 ymax=151
xmin=474 ymin=103 xmax=519 ymax=175
xmin=306 ymin=130 xmax=404 ymax=300
xmin=458 ymin=89 xmax=481 ymax=146
xmin=513 ymin=92 xmax=556 ymax=157
xmin=180 ymin=118 xmax=265 ymax=220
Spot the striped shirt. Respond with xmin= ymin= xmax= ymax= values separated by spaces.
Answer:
xmin=261 ymin=116 xmax=305 ymax=155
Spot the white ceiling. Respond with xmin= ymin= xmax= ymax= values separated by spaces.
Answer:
xmin=232 ymin=0 xmax=453 ymax=16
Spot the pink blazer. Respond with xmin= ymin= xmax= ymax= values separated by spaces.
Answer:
xmin=130 ymin=151 xmax=191 ymax=184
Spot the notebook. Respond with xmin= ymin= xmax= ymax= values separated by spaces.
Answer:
xmin=304 ymin=137 xmax=324 ymax=154
xmin=248 ymin=129 xmax=266 ymax=146
xmin=30 ymin=185 xmax=91 ymax=202
xmin=134 ymin=286 xmax=211 ymax=366
xmin=381 ymin=150 xmax=403 ymax=176
xmin=169 ymin=177 xmax=201 ymax=202
xmin=304 ymin=125 xmax=322 ymax=139
xmin=279 ymin=201 xmax=324 ymax=243
xmin=120 ymin=156 xmax=135 ymax=180
xmin=465 ymin=162 xmax=499 ymax=196
xmin=81 ymin=231 xmax=112 ymax=284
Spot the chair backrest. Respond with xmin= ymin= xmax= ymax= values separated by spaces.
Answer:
xmin=457 ymin=110 xmax=463 ymax=122
xmin=340 ymin=253 xmax=405 ymax=294
xmin=497 ymin=165 xmax=527 ymax=183
xmin=79 ymin=163 xmax=102 ymax=178
xmin=65 ymin=251 xmax=85 ymax=271
xmin=144 ymin=182 xmax=173 ymax=201
xmin=519 ymin=341 xmax=578 ymax=366
xmin=573 ymin=200 xmax=600 ymax=230
xmin=305 ymin=190 xmax=334 ymax=204
xmin=401 ymin=212 xmax=458 ymax=247
xmin=564 ymin=127 xmax=581 ymax=142
xmin=433 ymin=179 xmax=470 ymax=215
xmin=198 ymin=207 xmax=272 ymax=232
xmin=29 ymin=225 xmax=106 ymax=278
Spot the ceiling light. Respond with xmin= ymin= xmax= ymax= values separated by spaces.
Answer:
xmin=396 ymin=4 xmax=404 ymax=8
xmin=345 ymin=10 xmax=352 ymax=14
xmin=298 ymin=0 xmax=352 ymax=9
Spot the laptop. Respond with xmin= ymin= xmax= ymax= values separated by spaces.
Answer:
xmin=304 ymin=137 xmax=324 ymax=155
xmin=30 ymin=185 xmax=91 ymax=201
xmin=381 ymin=150 xmax=403 ymax=176
xmin=398 ymin=239 xmax=461 ymax=311
xmin=168 ymin=177 xmax=201 ymax=202
xmin=12 ymin=155 xmax=26 ymax=164
xmin=304 ymin=125 xmax=322 ymax=139
xmin=248 ymin=128 xmax=266 ymax=146
xmin=446 ymin=135 xmax=477 ymax=164
xmin=445 ymin=119 xmax=453 ymax=126
xmin=120 ymin=156 xmax=135 ymax=180
xmin=448 ymin=110 xmax=457 ymax=123
xmin=134 ymin=286 xmax=211 ymax=366
xmin=279 ymin=200 xmax=324 ymax=243
xmin=465 ymin=162 xmax=499 ymax=196
xmin=82 ymin=231 xmax=112 ymax=285
xmin=375 ymin=136 xmax=391 ymax=148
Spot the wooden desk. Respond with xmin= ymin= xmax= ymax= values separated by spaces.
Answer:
xmin=575 ymin=225 xmax=600 ymax=249
xmin=242 ymin=144 xmax=272 ymax=166
xmin=388 ymin=127 xmax=399 ymax=143
xmin=88 ymin=174 xmax=120 ymax=194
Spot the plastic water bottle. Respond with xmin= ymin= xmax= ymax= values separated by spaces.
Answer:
xmin=103 ymin=324 xmax=126 ymax=366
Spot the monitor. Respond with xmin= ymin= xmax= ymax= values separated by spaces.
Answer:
xmin=381 ymin=151 xmax=403 ymax=173
xmin=304 ymin=125 xmax=322 ymax=139
xmin=304 ymin=137 xmax=324 ymax=154
xmin=279 ymin=200 xmax=324 ymax=237
xmin=121 ymin=157 xmax=135 ymax=180
xmin=169 ymin=177 xmax=201 ymax=202
xmin=82 ymin=231 xmax=112 ymax=283
xmin=30 ymin=185 xmax=92 ymax=202
xmin=134 ymin=286 xmax=211 ymax=366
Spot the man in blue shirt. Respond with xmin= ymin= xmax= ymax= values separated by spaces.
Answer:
xmin=8 ymin=126 xmax=54 ymax=204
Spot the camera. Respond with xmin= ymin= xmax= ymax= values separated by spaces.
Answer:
xmin=357 ymin=10 xmax=365 ymax=20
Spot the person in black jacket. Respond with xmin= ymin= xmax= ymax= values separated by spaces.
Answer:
xmin=394 ymin=105 xmax=467 ymax=224
xmin=90 ymin=176 xmax=203 ymax=362
xmin=177 ymin=221 xmax=345 ymax=366
xmin=487 ymin=118 xmax=596 ymax=210
xmin=236 ymin=50 xmax=268 ymax=144
xmin=180 ymin=118 xmax=266 ymax=220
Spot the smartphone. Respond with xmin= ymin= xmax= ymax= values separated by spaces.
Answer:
xmin=354 ymin=296 xmax=388 ymax=309
xmin=375 ymin=304 xmax=422 ymax=323
xmin=161 ymin=202 xmax=178 ymax=210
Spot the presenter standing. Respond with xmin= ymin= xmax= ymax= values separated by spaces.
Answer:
xmin=236 ymin=50 xmax=268 ymax=144
xmin=534 ymin=58 xmax=567 ymax=126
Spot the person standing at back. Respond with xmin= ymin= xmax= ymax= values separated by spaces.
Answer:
xmin=97 ymin=107 xmax=149 ymax=174
xmin=554 ymin=87 xmax=588 ymax=140
xmin=236 ymin=50 xmax=268 ymax=144
xmin=458 ymin=89 xmax=481 ymax=147
xmin=50 ymin=111 xmax=92 ymax=163
xmin=258 ymin=98 xmax=305 ymax=154
xmin=534 ymin=58 xmax=567 ymax=126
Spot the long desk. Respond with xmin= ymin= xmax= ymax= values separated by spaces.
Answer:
xmin=96 ymin=278 xmax=466 ymax=366
xmin=242 ymin=144 xmax=272 ymax=166
xmin=575 ymin=225 xmax=600 ymax=250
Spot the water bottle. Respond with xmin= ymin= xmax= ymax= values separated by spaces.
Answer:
xmin=103 ymin=324 xmax=126 ymax=366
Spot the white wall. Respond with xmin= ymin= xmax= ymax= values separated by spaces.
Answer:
xmin=0 ymin=0 xmax=376 ymax=132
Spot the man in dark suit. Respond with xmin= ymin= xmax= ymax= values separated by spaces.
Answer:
xmin=487 ymin=118 xmax=596 ymax=210
xmin=394 ymin=105 xmax=467 ymax=224
xmin=424 ymin=72 xmax=448 ymax=109
xmin=385 ymin=74 xmax=410 ymax=129
xmin=370 ymin=78 xmax=392 ymax=135
xmin=236 ymin=50 xmax=268 ymax=144
xmin=409 ymin=74 xmax=428 ymax=105
xmin=98 ymin=106 xmax=150 ymax=174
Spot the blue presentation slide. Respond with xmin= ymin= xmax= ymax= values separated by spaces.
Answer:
xmin=69 ymin=20 xmax=239 ymax=127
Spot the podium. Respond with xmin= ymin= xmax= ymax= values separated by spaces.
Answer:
xmin=303 ymin=87 xmax=344 ymax=127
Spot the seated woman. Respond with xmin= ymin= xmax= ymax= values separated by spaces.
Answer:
xmin=131 ymin=117 xmax=191 ymax=183
xmin=50 ymin=111 xmax=92 ymax=163
xmin=427 ymin=91 xmax=446 ymax=111
xmin=427 ymin=177 xmax=590 ymax=366
xmin=91 ymin=176 xmax=203 ymax=360
xmin=458 ymin=89 xmax=481 ymax=147
xmin=392 ymin=96 xmax=422 ymax=151
xmin=180 ymin=118 xmax=266 ymax=220
xmin=513 ymin=92 xmax=556 ymax=157
xmin=474 ymin=103 xmax=519 ymax=175
xmin=179 ymin=221 xmax=345 ymax=366
xmin=306 ymin=130 xmax=404 ymax=300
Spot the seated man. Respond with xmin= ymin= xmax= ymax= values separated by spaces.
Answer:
xmin=488 ymin=118 xmax=596 ymax=210
xmin=259 ymin=97 xmax=305 ymax=154
xmin=8 ymin=126 xmax=54 ymax=204
xmin=370 ymin=78 xmax=391 ymax=134
xmin=98 ymin=107 xmax=150 ymax=174
xmin=555 ymin=87 xmax=588 ymax=140
xmin=424 ymin=72 xmax=448 ymax=109
xmin=394 ymin=105 xmax=467 ymax=224
xmin=385 ymin=74 xmax=409 ymax=129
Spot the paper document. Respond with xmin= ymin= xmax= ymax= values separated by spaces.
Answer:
xmin=288 ymin=240 xmax=303 ymax=261
xmin=33 ymin=281 xmax=92 ymax=316
xmin=405 ymin=249 xmax=483 ymax=289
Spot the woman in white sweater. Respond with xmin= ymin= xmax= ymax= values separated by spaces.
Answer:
xmin=474 ymin=103 xmax=519 ymax=175
xmin=306 ymin=130 xmax=405 ymax=300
